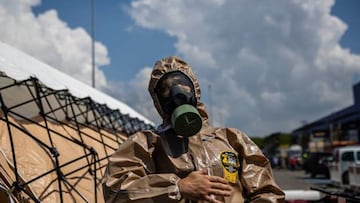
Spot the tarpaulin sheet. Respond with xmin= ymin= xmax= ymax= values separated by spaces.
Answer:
xmin=0 ymin=114 xmax=127 ymax=202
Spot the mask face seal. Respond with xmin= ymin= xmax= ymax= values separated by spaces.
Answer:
xmin=156 ymin=72 xmax=202 ymax=137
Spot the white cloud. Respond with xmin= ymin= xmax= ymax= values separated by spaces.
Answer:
xmin=128 ymin=67 xmax=162 ymax=124
xmin=104 ymin=66 xmax=161 ymax=126
xmin=127 ymin=0 xmax=360 ymax=136
xmin=0 ymin=0 xmax=110 ymax=89
xmin=2 ymin=0 xmax=360 ymax=136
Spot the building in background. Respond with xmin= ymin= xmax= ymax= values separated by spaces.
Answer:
xmin=292 ymin=82 xmax=360 ymax=153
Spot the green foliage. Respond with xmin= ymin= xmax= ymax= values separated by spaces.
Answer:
xmin=250 ymin=137 xmax=265 ymax=148
xmin=250 ymin=132 xmax=293 ymax=154
xmin=276 ymin=133 xmax=292 ymax=146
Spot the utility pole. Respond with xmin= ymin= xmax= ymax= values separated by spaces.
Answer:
xmin=208 ymin=84 xmax=213 ymax=125
xmin=91 ymin=0 xmax=95 ymax=88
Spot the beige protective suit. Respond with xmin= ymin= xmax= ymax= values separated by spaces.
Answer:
xmin=102 ymin=56 xmax=285 ymax=203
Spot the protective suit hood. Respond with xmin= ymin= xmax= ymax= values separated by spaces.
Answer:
xmin=148 ymin=56 xmax=209 ymax=128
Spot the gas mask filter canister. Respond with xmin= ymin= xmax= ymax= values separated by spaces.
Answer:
xmin=171 ymin=104 xmax=202 ymax=137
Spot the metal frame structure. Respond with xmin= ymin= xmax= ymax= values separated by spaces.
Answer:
xmin=0 ymin=74 xmax=154 ymax=202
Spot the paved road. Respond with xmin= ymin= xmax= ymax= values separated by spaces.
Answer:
xmin=272 ymin=168 xmax=331 ymax=191
xmin=273 ymin=168 xmax=360 ymax=202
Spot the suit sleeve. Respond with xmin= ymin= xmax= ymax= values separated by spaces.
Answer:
xmin=102 ymin=131 xmax=180 ymax=203
xmin=227 ymin=128 xmax=285 ymax=203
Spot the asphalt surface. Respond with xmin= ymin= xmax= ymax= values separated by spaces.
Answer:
xmin=272 ymin=168 xmax=331 ymax=191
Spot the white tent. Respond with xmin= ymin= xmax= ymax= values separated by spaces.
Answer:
xmin=0 ymin=41 xmax=153 ymax=126
xmin=0 ymin=41 xmax=153 ymax=203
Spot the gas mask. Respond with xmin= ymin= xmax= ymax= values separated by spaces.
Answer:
xmin=156 ymin=72 xmax=202 ymax=137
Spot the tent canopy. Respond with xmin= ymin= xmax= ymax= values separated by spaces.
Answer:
xmin=0 ymin=41 xmax=154 ymax=202
xmin=0 ymin=41 xmax=153 ymax=126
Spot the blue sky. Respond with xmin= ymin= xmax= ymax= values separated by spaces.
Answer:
xmin=32 ymin=0 xmax=360 ymax=81
xmin=331 ymin=0 xmax=360 ymax=54
xmin=1 ymin=0 xmax=360 ymax=136
xmin=33 ymin=0 xmax=177 ymax=82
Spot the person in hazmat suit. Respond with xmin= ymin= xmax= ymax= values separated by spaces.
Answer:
xmin=102 ymin=56 xmax=285 ymax=203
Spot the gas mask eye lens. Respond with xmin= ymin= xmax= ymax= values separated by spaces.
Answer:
xmin=156 ymin=72 xmax=196 ymax=105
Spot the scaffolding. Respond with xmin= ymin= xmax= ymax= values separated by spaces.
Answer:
xmin=0 ymin=74 xmax=154 ymax=202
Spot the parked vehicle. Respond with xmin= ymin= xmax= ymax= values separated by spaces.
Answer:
xmin=329 ymin=145 xmax=360 ymax=186
xmin=303 ymin=152 xmax=332 ymax=178
xmin=349 ymin=162 xmax=360 ymax=191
